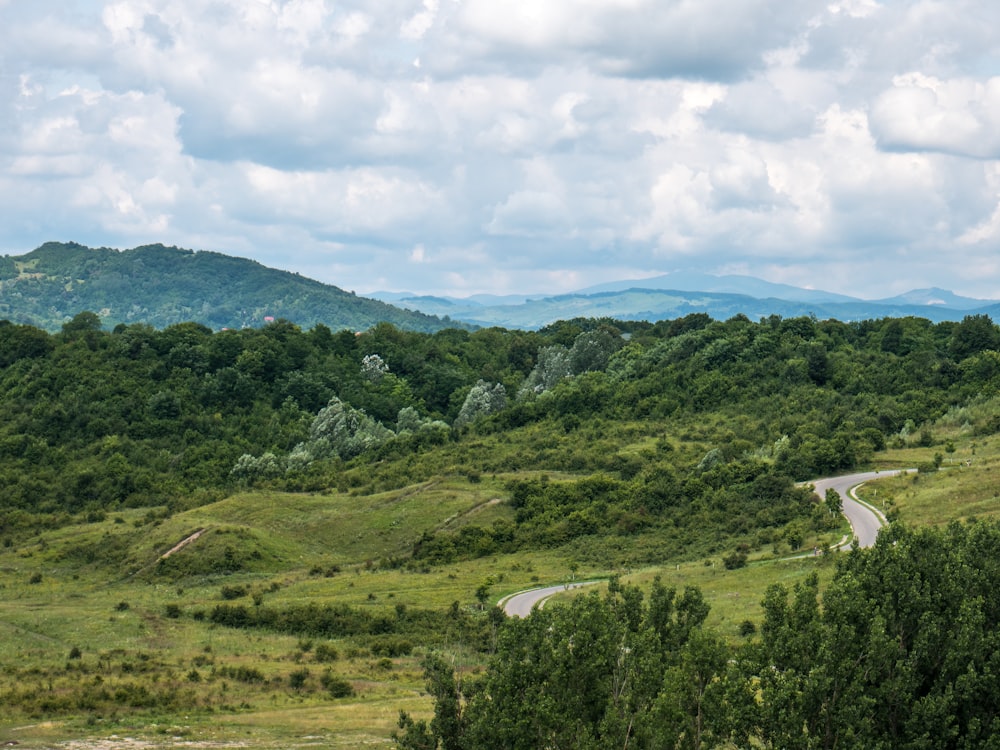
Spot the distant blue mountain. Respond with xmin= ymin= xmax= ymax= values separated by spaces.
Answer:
xmin=576 ymin=271 xmax=859 ymax=305
xmin=871 ymin=287 xmax=993 ymax=310
xmin=369 ymin=274 xmax=1000 ymax=330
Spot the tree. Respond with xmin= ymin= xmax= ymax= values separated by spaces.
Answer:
xmin=454 ymin=580 xmax=731 ymax=750
xmin=652 ymin=629 xmax=731 ymax=750
xmin=950 ymin=314 xmax=1000 ymax=360
xmin=454 ymin=380 xmax=507 ymax=427
xmin=824 ymin=487 xmax=842 ymax=516
xmin=361 ymin=353 xmax=389 ymax=383
xmin=517 ymin=345 xmax=572 ymax=398
xmin=394 ymin=654 xmax=466 ymax=750
xmin=748 ymin=522 xmax=1000 ymax=749
xmin=474 ymin=577 xmax=494 ymax=609
xmin=568 ymin=329 xmax=621 ymax=374
xmin=305 ymin=396 xmax=393 ymax=459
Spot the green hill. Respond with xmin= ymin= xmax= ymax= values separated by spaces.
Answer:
xmin=0 ymin=241 xmax=461 ymax=332
xmin=2 ymin=311 xmax=1000 ymax=746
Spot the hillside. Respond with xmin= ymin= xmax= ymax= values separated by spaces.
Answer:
xmin=0 ymin=241 xmax=460 ymax=332
xmin=2 ymin=311 xmax=1000 ymax=746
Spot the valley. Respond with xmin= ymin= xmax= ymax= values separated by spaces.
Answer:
xmin=0 ymin=308 xmax=998 ymax=747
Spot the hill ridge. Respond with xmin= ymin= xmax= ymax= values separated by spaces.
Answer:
xmin=0 ymin=241 xmax=462 ymax=333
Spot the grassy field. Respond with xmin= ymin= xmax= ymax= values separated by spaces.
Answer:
xmin=1 ymin=427 xmax=995 ymax=748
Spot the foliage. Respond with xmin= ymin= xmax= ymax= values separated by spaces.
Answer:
xmin=0 ymin=241 xmax=460 ymax=333
xmin=454 ymin=380 xmax=508 ymax=428
xmin=398 ymin=576 xmax=744 ymax=750
xmin=401 ymin=521 xmax=1000 ymax=749
xmin=3 ymin=310 xmax=1000 ymax=567
xmin=752 ymin=521 xmax=1000 ymax=748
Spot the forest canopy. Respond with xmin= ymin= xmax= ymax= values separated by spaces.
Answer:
xmin=1 ymin=310 xmax=999 ymax=566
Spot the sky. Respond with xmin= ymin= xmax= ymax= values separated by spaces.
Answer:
xmin=2 ymin=0 xmax=1000 ymax=300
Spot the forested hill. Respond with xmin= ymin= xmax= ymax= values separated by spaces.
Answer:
xmin=3 ymin=309 xmax=1000 ymax=538
xmin=0 ymin=241 xmax=459 ymax=333
xmin=7 ymin=310 xmax=1000 ymax=744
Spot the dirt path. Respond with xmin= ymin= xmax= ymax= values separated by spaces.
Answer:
xmin=159 ymin=528 xmax=207 ymax=560
xmin=435 ymin=497 xmax=503 ymax=532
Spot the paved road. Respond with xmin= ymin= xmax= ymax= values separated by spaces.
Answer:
xmin=501 ymin=470 xmax=914 ymax=616
xmin=499 ymin=581 xmax=600 ymax=617
xmin=808 ymin=469 xmax=913 ymax=548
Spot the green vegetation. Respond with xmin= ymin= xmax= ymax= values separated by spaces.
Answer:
xmin=2 ymin=307 xmax=1000 ymax=746
xmin=404 ymin=522 xmax=1000 ymax=749
xmin=0 ymin=241 xmax=459 ymax=332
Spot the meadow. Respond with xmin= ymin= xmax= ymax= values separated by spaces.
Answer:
xmin=3 ymin=312 xmax=1000 ymax=746
xmin=2 ymin=424 xmax=991 ymax=748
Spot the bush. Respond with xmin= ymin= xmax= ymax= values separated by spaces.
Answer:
xmin=220 ymin=584 xmax=247 ymax=600
xmin=314 ymin=643 xmax=339 ymax=662
xmin=370 ymin=638 xmax=413 ymax=658
xmin=289 ymin=668 xmax=310 ymax=690
xmin=320 ymin=671 xmax=354 ymax=698
xmin=217 ymin=665 xmax=266 ymax=684
xmin=723 ymin=550 xmax=748 ymax=570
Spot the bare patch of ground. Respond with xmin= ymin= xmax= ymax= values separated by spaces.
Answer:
xmin=159 ymin=529 xmax=207 ymax=560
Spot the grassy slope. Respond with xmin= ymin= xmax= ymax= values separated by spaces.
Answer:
xmin=1 ymin=427 xmax=995 ymax=747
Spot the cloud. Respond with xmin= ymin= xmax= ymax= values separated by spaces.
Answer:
xmin=1 ymin=0 xmax=1000 ymax=301
xmin=871 ymin=74 xmax=1000 ymax=159
xmin=445 ymin=0 xmax=826 ymax=81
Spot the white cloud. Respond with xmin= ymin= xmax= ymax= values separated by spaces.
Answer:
xmin=400 ymin=0 xmax=438 ymax=40
xmin=1 ymin=0 xmax=1000 ymax=300
xmin=871 ymin=74 xmax=1000 ymax=159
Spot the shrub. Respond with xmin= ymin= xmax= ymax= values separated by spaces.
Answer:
xmin=314 ymin=643 xmax=339 ymax=662
xmin=220 ymin=584 xmax=247 ymax=600
xmin=320 ymin=671 xmax=354 ymax=698
xmin=370 ymin=638 xmax=413 ymax=658
xmin=289 ymin=668 xmax=310 ymax=690
xmin=217 ymin=665 xmax=265 ymax=684
xmin=723 ymin=550 xmax=748 ymax=570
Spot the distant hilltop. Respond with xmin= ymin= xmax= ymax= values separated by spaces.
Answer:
xmin=370 ymin=273 xmax=1000 ymax=329
xmin=3 ymin=242 xmax=997 ymax=333
xmin=0 ymin=242 xmax=462 ymax=333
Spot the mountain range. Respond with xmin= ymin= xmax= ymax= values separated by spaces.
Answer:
xmin=1 ymin=241 xmax=998 ymax=332
xmin=372 ymin=272 xmax=1000 ymax=328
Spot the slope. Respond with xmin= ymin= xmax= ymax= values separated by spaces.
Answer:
xmin=0 ymin=241 xmax=461 ymax=332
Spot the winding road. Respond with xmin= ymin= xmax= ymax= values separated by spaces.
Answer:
xmin=807 ymin=469 xmax=913 ymax=549
xmin=499 ymin=582 xmax=600 ymax=618
xmin=501 ymin=469 xmax=914 ymax=616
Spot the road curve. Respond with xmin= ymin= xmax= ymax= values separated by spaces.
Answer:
xmin=501 ymin=470 xmax=913 ymax=616
xmin=808 ymin=469 xmax=913 ymax=548
xmin=500 ymin=581 xmax=600 ymax=617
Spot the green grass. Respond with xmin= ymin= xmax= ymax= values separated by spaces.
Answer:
xmin=856 ymin=431 xmax=1000 ymax=526
xmin=1 ymin=428 xmax=994 ymax=748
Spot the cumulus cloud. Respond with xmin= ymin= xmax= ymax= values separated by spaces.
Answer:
xmin=1 ymin=0 xmax=1000 ymax=300
xmin=445 ymin=0 xmax=826 ymax=81
xmin=871 ymin=74 xmax=1000 ymax=159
